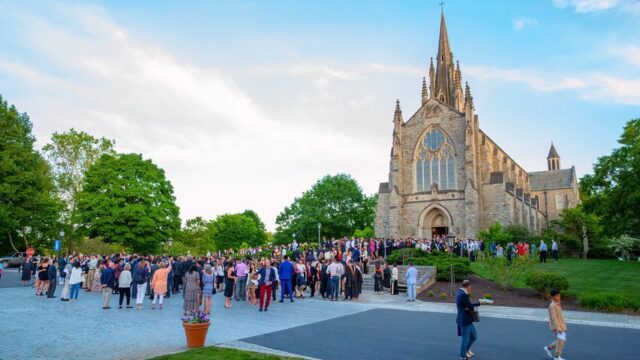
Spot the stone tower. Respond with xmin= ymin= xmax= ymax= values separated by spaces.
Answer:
xmin=547 ymin=143 xmax=560 ymax=171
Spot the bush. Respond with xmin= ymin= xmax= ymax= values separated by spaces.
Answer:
xmin=579 ymin=293 xmax=640 ymax=313
xmin=386 ymin=248 xmax=429 ymax=265
xmin=426 ymin=291 xmax=434 ymax=298
xmin=439 ymin=292 xmax=448 ymax=299
xmin=525 ymin=272 xmax=570 ymax=297
xmin=484 ymin=252 xmax=533 ymax=290
xmin=483 ymin=293 xmax=493 ymax=300
xmin=433 ymin=256 xmax=472 ymax=282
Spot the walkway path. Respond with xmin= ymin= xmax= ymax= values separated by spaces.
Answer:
xmin=0 ymin=284 xmax=638 ymax=359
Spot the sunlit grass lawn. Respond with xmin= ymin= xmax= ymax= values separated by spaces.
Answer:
xmin=149 ymin=346 xmax=301 ymax=360
xmin=471 ymin=258 xmax=640 ymax=299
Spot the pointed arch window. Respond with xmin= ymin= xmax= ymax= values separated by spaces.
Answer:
xmin=415 ymin=128 xmax=456 ymax=192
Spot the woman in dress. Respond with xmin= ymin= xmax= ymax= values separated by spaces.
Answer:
xmin=223 ymin=262 xmax=236 ymax=309
xmin=150 ymin=260 xmax=172 ymax=310
xmin=201 ymin=264 xmax=215 ymax=315
xmin=91 ymin=261 xmax=103 ymax=293
xmin=21 ymin=257 xmax=34 ymax=287
xmin=60 ymin=260 xmax=72 ymax=301
xmin=214 ymin=260 xmax=224 ymax=291
xmin=183 ymin=264 xmax=201 ymax=316
xmin=373 ymin=262 xmax=384 ymax=294
xmin=245 ymin=263 xmax=258 ymax=305
xmin=36 ymin=258 xmax=50 ymax=296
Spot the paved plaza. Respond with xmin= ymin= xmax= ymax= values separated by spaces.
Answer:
xmin=1 ymin=269 xmax=639 ymax=360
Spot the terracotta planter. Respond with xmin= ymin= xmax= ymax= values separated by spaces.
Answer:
xmin=182 ymin=321 xmax=210 ymax=348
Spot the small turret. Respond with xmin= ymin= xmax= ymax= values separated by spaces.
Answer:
xmin=547 ymin=142 xmax=561 ymax=170
xmin=421 ymin=77 xmax=429 ymax=106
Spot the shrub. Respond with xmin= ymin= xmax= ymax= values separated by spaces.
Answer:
xmin=433 ymin=255 xmax=472 ymax=282
xmin=483 ymin=252 xmax=532 ymax=290
xmin=483 ymin=293 xmax=493 ymax=300
xmin=426 ymin=291 xmax=434 ymax=298
xmin=386 ymin=248 xmax=429 ymax=264
xmin=579 ymin=293 xmax=640 ymax=313
xmin=439 ymin=292 xmax=448 ymax=299
xmin=525 ymin=272 xmax=570 ymax=297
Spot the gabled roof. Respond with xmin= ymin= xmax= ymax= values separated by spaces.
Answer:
xmin=528 ymin=168 xmax=574 ymax=191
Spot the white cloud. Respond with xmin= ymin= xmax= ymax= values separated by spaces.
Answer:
xmin=553 ymin=0 xmax=618 ymax=13
xmin=615 ymin=45 xmax=640 ymax=68
xmin=512 ymin=18 xmax=539 ymax=31
xmin=465 ymin=66 xmax=588 ymax=92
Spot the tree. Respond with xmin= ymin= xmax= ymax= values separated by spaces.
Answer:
xmin=607 ymin=235 xmax=640 ymax=260
xmin=552 ymin=206 xmax=601 ymax=259
xmin=580 ymin=118 xmax=640 ymax=238
xmin=274 ymin=174 xmax=376 ymax=244
xmin=42 ymin=129 xmax=115 ymax=251
xmin=478 ymin=222 xmax=511 ymax=246
xmin=210 ymin=213 xmax=259 ymax=251
xmin=178 ymin=217 xmax=214 ymax=255
xmin=74 ymin=153 xmax=180 ymax=253
xmin=0 ymin=95 xmax=62 ymax=254
xmin=240 ymin=209 xmax=268 ymax=246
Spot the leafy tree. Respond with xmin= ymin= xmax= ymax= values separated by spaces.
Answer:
xmin=42 ymin=129 xmax=115 ymax=251
xmin=178 ymin=217 xmax=214 ymax=255
xmin=210 ymin=213 xmax=259 ymax=250
xmin=504 ymin=224 xmax=531 ymax=244
xmin=353 ymin=226 xmax=375 ymax=239
xmin=552 ymin=206 xmax=601 ymax=259
xmin=0 ymin=95 xmax=62 ymax=254
xmin=274 ymin=174 xmax=376 ymax=244
xmin=607 ymin=235 xmax=640 ymax=260
xmin=241 ymin=209 xmax=268 ymax=245
xmin=74 ymin=153 xmax=180 ymax=253
xmin=478 ymin=222 xmax=511 ymax=246
xmin=581 ymin=118 xmax=640 ymax=238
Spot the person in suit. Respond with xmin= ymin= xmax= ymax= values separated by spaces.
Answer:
xmin=258 ymin=259 xmax=276 ymax=311
xmin=278 ymin=255 xmax=294 ymax=302
xmin=456 ymin=279 xmax=481 ymax=360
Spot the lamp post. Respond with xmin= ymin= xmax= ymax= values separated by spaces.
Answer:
xmin=58 ymin=229 xmax=64 ymax=260
xmin=317 ymin=223 xmax=321 ymax=247
xmin=383 ymin=217 xmax=389 ymax=259
xmin=167 ymin=238 xmax=173 ymax=255
xmin=161 ymin=240 xmax=165 ymax=255
xmin=446 ymin=234 xmax=455 ymax=296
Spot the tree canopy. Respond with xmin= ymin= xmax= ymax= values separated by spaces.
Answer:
xmin=580 ymin=118 xmax=640 ymax=238
xmin=0 ymin=95 xmax=62 ymax=254
xmin=274 ymin=174 xmax=376 ymax=244
xmin=74 ymin=153 xmax=180 ymax=253
xmin=210 ymin=213 xmax=261 ymax=251
xmin=42 ymin=128 xmax=115 ymax=251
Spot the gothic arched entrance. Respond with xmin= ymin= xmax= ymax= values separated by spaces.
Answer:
xmin=418 ymin=204 xmax=452 ymax=240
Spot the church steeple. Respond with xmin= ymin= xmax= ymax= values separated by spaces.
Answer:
xmin=547 ymin=142 xmax=561 ymax=171
xmin=434 ymin=11 xmax=455 ymax=108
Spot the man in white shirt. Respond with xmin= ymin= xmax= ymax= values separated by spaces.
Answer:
xmin=326 ymin=258 xmax=342 ymax=301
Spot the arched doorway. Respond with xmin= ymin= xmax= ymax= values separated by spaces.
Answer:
xmin=418 ymin=205 xmax=452 ymax=240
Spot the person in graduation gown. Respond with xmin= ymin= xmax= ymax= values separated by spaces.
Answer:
xmin=353 ymin=262 xmax=363 ymax=299
xmin=342 ymin=261 xmax=355 ymax=300
xmin=319 ymin=259 xmax=329 ymax=299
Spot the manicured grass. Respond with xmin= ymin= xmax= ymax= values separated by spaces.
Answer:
xmin=471 ymin=258 xmax=640 ymax=300
xmin=148 ymin=346 xmax=299 ymax=360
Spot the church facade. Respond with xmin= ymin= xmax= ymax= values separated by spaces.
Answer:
xmin=374 ymin=12 xmax=580 ymax=240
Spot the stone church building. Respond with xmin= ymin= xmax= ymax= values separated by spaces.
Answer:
xmin=374 ymin=12 xmax=580 ymax=240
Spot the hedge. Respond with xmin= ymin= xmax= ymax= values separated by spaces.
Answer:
xmin=579 ymin=293 xmax=640 ymax=313
xmin=525 ymin=272 xmax=570 ymax=297
xmin=385 ymin=249 xmax=471 ymax=281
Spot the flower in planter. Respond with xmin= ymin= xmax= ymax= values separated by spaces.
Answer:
xmin=439 ymin=292 xmax=447 ymax=299
xmin=182 ymin=311 xmax=210 ymax=324
xmin=483 ymin=293 xmax=493 ymax=300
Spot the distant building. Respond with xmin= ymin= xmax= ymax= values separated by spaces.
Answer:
xmin=374 ymin=11 xmax=580 ymax=240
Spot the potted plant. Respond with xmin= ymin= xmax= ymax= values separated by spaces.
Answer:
xmin=181 ymin=311 xmax=210 ymax=348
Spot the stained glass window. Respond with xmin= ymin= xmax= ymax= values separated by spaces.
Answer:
xmin=415 ymin=128 xmax=456 ymax=192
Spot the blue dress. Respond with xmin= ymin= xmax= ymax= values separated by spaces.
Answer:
xmin=202 ymin=273 xmax=215 ymax=298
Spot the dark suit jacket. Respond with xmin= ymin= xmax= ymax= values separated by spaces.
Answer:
xmin=258 ymin=267 xmax=276 ymax=286
xmin=455 ymin=288 xmax=480 ymax=327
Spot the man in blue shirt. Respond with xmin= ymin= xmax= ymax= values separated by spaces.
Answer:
xmin=278 ymin=255 xmax=294 ymax=303
xmin=405 ymin=262 xmax=418 ymax=301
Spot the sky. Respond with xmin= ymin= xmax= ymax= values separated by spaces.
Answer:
xmin=0 ymin=0 xmax=639 ymax=231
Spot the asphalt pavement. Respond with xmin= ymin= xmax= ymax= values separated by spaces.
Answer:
xmin=0 ymin=269 xmax=24 ymax=288
xmin=242 ymin=308 xmax=640 ymax=360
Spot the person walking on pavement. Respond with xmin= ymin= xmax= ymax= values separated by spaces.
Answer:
xmin=258 ymin=259 xmax=276 ymax=311
xmin=46 ymin=259 xmax=57 ymax=298
xmin=234 ymin=258 xmax=248 ymax=301
xmin=100 ymin=264 xmax=115 ymax=309
xmin=405 ymin=262 xmax=418 ymax=301
xmin=118 ymin=263 xmax=133 ymax=308
xmin=456 ymin=279 xmax=482 ymax=360
xmin=544 ymin=289 xmax=568 ymax=360
xmin=278 ymin=255 xmax=295 ymax=303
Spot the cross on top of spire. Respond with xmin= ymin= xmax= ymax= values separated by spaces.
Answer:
xmin=439 ymin=1 xmax=445 ymax=13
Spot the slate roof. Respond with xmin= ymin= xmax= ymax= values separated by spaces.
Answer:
xmin=528 ymin=167 xmax=575 ymax=191
xmin=547 ymin=143 xmax=560 ymax=159
xmin=379 ymin=182 xmax=390 ymax=193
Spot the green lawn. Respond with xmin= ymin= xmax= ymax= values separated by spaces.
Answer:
xmin=471 ymin=258 xmax=640 ymax=299
xmin=148 ymin=346 xmax=300 ymax=360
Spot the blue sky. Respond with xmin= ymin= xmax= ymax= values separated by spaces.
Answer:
xmin=0 ymin=0 xmax=638 ymax=230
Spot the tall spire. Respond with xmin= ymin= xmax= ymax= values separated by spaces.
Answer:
xmin=547 ymin=142 xmax=561 ymax=170
xmin=421 ymin=77 xmax=429 ymax=105
xmin=434 ymin=10 xmax=458 ymax=110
